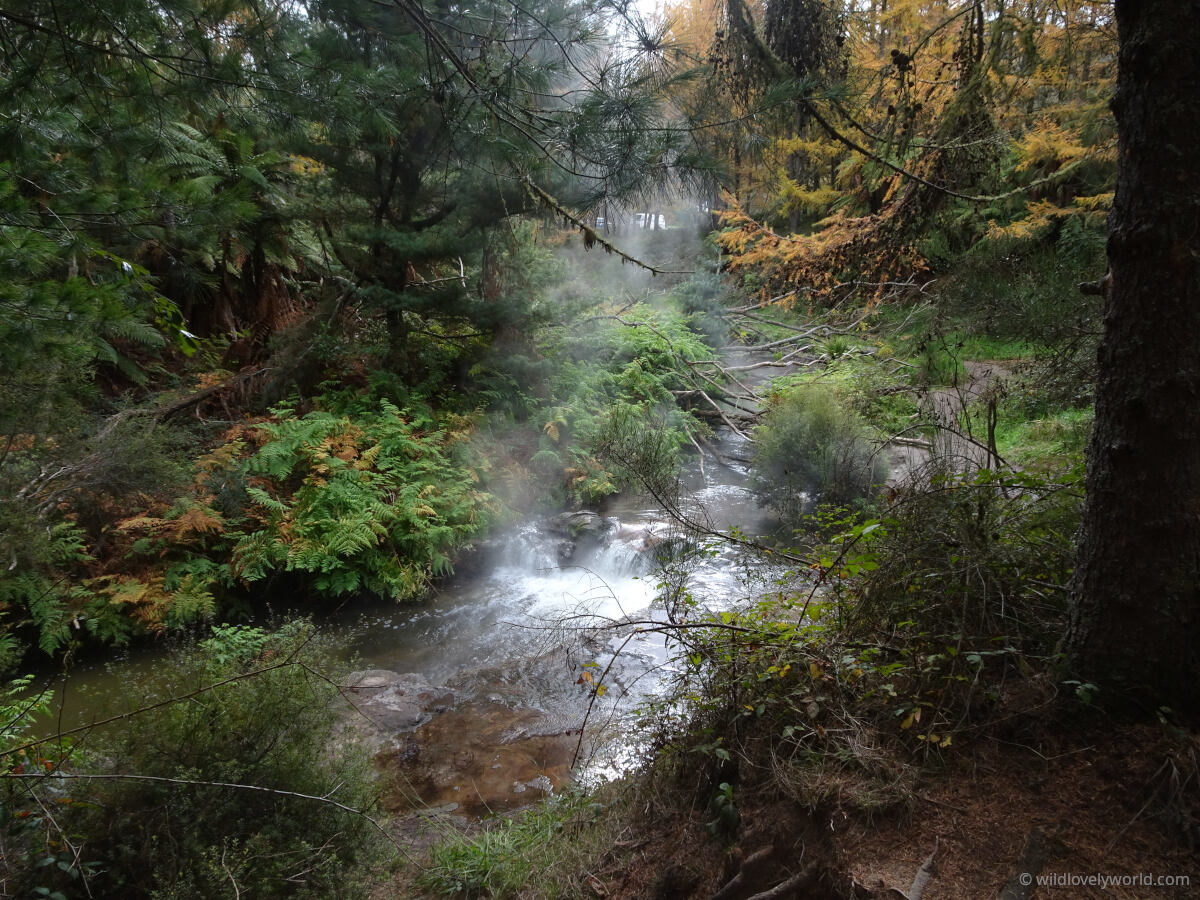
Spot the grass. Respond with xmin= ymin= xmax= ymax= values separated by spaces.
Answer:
xmin=995 ymin=405 xmax=1092 ymax=470
xmin=415 ymin=789 xmax=624 ymax=899
xmin=956 ymin=333 xmax=1038 ymax=361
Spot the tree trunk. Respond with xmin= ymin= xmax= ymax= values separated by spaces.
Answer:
xmin=1066 ymin=0 xmax=1200 ymax=716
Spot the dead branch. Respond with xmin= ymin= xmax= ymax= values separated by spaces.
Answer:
xmin=693 ymin=360 xmax=762 ymax=406
xmin=713 ymin=345 xmax=812 ymax=371
xmin=907 ymin=839 xmax=939 ymax=900
xmin=684 ymin=427 xmax=707 ymax=481
xmin=723 ymin=309 xmax=874 ymax=352
xmin=732 ymin=310 xmax=826 ymax=334
xmin=724 ymin=330 xmax=828 ymax=353
xmin=672 ymin=388 xmax=759 ymax=405
xmin=888 ymin=436 xmax=933 ymax=450
xmin=571 ymin=629 xmax=639 ymax=769
xmin=156 ymin=367 xmax=272 ymax=420
xmin=712 ymin=845 xmax=775 ymax=900
xmin=695 ymin=391 xmax=756 ymax=441
xmin=694 ymin=432 xmax=752 ymax=469
xmin=741 ymin=864 xmax=818 ymax=900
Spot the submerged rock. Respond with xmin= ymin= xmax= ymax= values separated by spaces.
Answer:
xmin=378 ymin=696 xmax=578 ymax=819
xmin=547 ymin=510 xmax=617 ymax=565
xmin=342 ymin=669 xmax=454 ymax=733
xmin=547 ymin=510 xmax=615 ymax=541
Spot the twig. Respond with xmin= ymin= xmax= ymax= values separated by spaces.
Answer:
xmin=571 ymin=630 xmax=638 ymax=769
xmin=221 ymin=848 xmax=242 ymax=899
xmin=742 ymin=864 xmax=817 ymax=900
xmin=684 ymin=427 xmax=707 ymax=481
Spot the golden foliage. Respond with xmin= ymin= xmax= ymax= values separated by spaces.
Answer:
xmin=118 ymin=497 xmax=225 ymax=544
xmin=195 ymin=439 xmax=246 ymax=478
xmin=673 ymin=0 xmax=1116 ymax=296
xmin=1016 ymin=118 xmax=1090 ymax=175
xmin=87 ymin=572 xmax=216 ymax=633
xmin=717 ymin=197 xmax=926 ymax=306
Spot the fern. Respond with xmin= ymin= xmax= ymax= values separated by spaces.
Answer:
xmin=245 ymin=486 xmax=289 ymax=515
xmin=29 ymin=586 xmax=72 ymax=656
xmin=163 ymin=575 xmax=217 ymax=628
xmin=233 ymin=401 xmax=496 ymax=602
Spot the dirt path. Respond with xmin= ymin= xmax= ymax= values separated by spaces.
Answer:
xmin=887 ymin=360 xmax=1013 ymax=485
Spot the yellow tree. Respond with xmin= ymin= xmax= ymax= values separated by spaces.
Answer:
xmin=704 ymin=0 xmax=1117 ymax=303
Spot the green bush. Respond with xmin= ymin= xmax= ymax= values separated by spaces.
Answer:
xmin=671 ymin=271 xmax=729 ymax=345
xmin=852 ymin=468 xmax=1079 ymax=647
xmin=938 ymin=234 xmax=1103 ymax=366
xmin=0 ymin=415 xmax=194 ymax=661
xmin=638 ymin=467 xmax=1081 ymax=816
xmin=5 ymin=621 xmax=386 ymax=899
xmin=751 ymin=384 xmax=888 ymax=525
xmin=508 ymin=301 xmax=710 ymax=509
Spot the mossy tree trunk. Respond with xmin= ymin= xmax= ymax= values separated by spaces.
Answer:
xmin=1066 ymin=0 xmax=1200 ymax=716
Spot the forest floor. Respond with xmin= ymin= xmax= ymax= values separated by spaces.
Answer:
xmin=589 ymin=728 xmax=1193 ymax=899
xmin=379 ymin=718 xmax=1198 ymax=899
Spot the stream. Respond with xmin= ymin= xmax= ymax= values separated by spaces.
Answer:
xmin=31 ymin=351 xmax=790 ymax=824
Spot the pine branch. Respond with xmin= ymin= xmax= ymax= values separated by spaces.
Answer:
xmin=521 ymin=177 xmax=691 ymax=276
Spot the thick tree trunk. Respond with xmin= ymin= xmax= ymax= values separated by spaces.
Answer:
xmin=1066 ymin=0 xmax=1200 ymax=715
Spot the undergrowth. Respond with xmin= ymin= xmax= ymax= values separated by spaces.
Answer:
xmin=415 ymin=788 xmax=628 ymax=899
xmin=642 ymin=462 xmax=1082 ymax=823
xmin=750 ymin=382 xmax=888 ymax=527
xmin=1 ymin=621 xmax=387 ymax=898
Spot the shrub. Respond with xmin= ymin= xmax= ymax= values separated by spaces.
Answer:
xmin=852 ymin=467 xmax=1079 ymax=650
xmin=0 ymin=415 xmax=194 ymax=661
xmin=4 ymin=621 xmax=387 ymax=899
xmin=671 ymin=271 xmax=729 ymax=345
xmin=639 ymin=467 xmax=1081 ymax=819
xmin=751 ymin=384 xmax=888 ymax=525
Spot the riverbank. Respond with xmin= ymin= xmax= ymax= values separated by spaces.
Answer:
xmin=9 ymin=241 xmax=1195 ymax=900
xmin=387 ymin=720 xmax=1195 ymax=899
